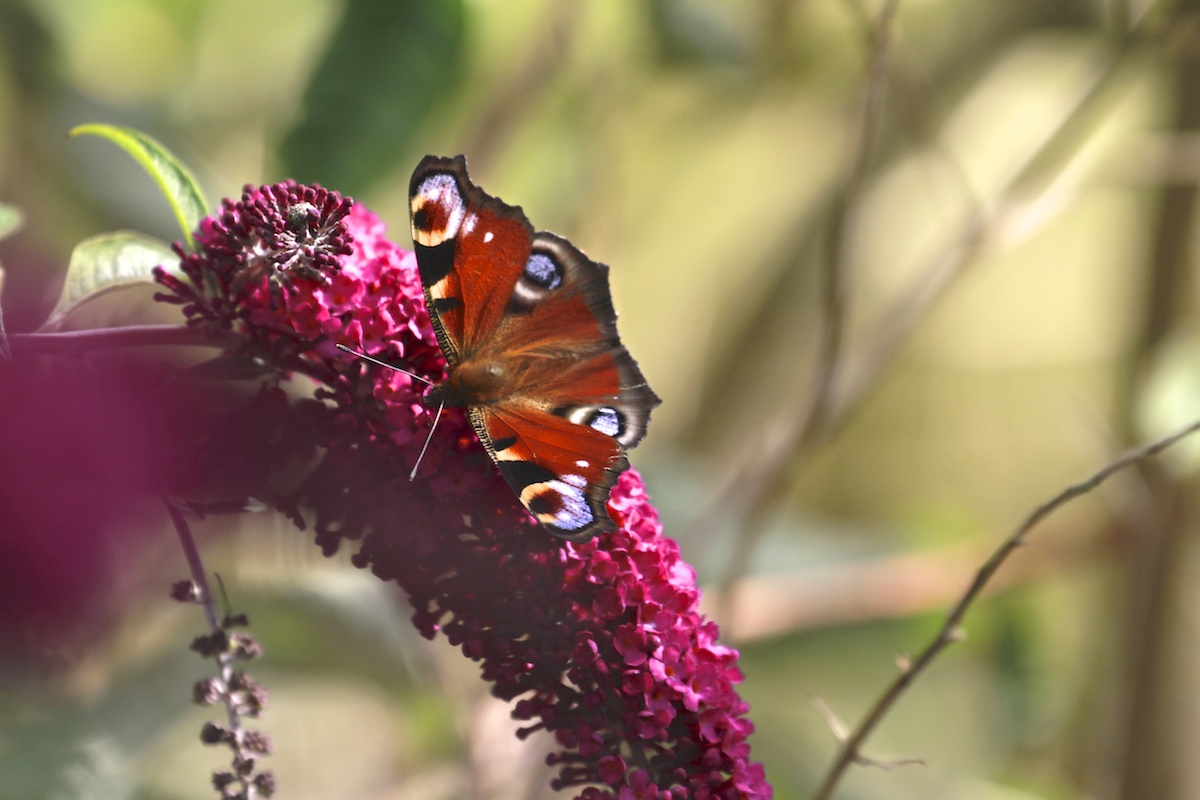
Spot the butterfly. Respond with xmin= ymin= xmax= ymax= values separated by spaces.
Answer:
xmin=406 ymin=155 xmax=660 ymax=541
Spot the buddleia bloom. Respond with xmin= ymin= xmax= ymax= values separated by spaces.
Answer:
xmin=155 ymin=181 xmax=772 ymax=799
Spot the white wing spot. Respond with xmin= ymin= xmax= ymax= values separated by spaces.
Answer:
xmin=461 ymin=212 xmax=478 ymax=236
xmin=483 ymin=231 xmax=494 ymax=243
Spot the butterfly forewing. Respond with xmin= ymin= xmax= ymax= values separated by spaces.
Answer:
xmin=410 ymin=159 xmax=532 ymax=362
xmin=409 ymin=155 xmax=660 ymax=540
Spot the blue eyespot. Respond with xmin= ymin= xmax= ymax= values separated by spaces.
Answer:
xmin=524 ymin=253 xmax=562 ymax=290
xmin=588 ymin=407 xmax=621 ymax=437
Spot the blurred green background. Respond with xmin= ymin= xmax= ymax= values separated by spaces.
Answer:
xmin=4 ymin=0 xmax=1200 ymax=798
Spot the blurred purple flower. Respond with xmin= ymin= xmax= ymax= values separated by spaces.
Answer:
xmin=156 ymin=182 xmax=772 ymax=799
xmin=0 ymin=358 xmax=164 ymax=664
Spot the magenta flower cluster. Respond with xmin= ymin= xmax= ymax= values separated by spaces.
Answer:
xmin=156 ymin=181 xmax=771 ymax=799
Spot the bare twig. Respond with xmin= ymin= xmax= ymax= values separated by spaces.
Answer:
xmin=1110 ymin=4 xmax=1200 ymax=795
xmin=460 ymin=3 xmax=582 ymax=168
xmin=712 ymin=0 xmax=900 ymax=604
xmin=811 ymin=416 xmax=1200 ymax=800
xmin=716 ymin=517 xmax=1119 ymax=641
xmin=807 ymin=0 xmax=898 ymax=440
xmin=813 ymin=694 xmax=925 ymax=770
xmin=834 ymin=20 xmax=1138 ymax=417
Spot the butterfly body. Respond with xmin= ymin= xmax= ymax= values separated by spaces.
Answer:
xmin=409 ymin=155 xmax=659 ymax=541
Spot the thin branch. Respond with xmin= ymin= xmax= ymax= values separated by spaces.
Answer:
xmin=460 ymin=3 xmax=582 ymax=168
xmin=811 ymin=416 xmax=1200 ymax=800
xmin=711 ymin=0 xmax=900 ymax=605
xmin=717 ymin=517 xmax=1119 ymax=641
xmin=1109 ymin=4 xmax=1200 ymax=795
xmin=834 ymin=17 xmax=1140 ymax=418
xmin=806 ymin=0 xmax=898 ymax=440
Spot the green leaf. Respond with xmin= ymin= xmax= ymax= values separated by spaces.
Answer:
xmin=0 ymin=267 xmax=9 ymax=360
xmin=647 ymin=0 xmax=749 ymax=66
xmin=42 ymin=231 xmax=180 ymax=330
xmin=0 ymin=203 xmax=23 ymax=242
xmin=279 ymin=0 xmax=465 ymax=195
xmin=69 ymin=124 xmax=209 ymax=250
xmin=186 ymin=351 xmax=274 ymax=381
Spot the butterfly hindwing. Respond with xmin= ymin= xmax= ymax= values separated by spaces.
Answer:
xmin=476 ymin=405 xmax=630 ymax=541
xmin=409 ymin=155 xmax=660 ymax=540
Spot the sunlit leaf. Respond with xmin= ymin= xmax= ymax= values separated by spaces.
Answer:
xmin=186 ymin=351 xmax=274 ymax=381
xmin=41 ymin=231 xmax=179 ymax=331
xmin=69 ymin=124 xmax=209 ymax=250
xmin=279 ymin=0 xmax=465 ymax=195
xmin=0 ymin=203 xmax=22 ymax=242
xmin=0 ymin=205 xmax=20 ymax=357
xmin=647 ymin=0 xmax=748 ymax=66
xmin=0 ymin=267 xmax=8 ymax=360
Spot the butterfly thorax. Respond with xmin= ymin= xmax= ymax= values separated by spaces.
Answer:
xmin=429 ymin=358 xmax=519 ymax=408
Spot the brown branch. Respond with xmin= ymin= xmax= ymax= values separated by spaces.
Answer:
xmin=807 ymin=0 xmax=898 ymax=440
xmin=711 ymin=0 xmax=900 ymax=605
xmin=1111 ymin=4 xmax=1200 ymax=796
xmin=810 ymin=416 xmax=1200 ymax=800
xmin=834 ymin=26 xmax=1136 ymax=419
xmin=715 ymin=518 xmax=1120 ymax=642
xmin=460 ymin=3 xmax=583 ymax=168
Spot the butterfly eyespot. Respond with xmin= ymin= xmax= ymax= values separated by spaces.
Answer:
xmin=410 ymin=173 xmax=466 ymax=247
xmin=521 ymin=475 xmax=593 ymax=532
xmin=507 ymin=250 xmax=567 ymax=314
xmin=561 ymin=405 xmax=625 ymax=439
xmin=524 ymin=253 xmax=563 ymax=289
xmin=586 ymin=407 xmax=622 ymax=437
xmin=525 ymin=490 xmax=558 ymax=515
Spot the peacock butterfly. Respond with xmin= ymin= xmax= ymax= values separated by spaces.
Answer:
xmin=405 ymin=155 xmax=660 ymax=542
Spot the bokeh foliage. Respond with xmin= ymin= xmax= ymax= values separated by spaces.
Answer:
xmin=3 ymin=0 xmax=1200 ymax=798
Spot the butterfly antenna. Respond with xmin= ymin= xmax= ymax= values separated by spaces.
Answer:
xmin=336 ymin=343 xmax=434 ymax=387
xmin=409 ymin=400 xmax=444 ymax=480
